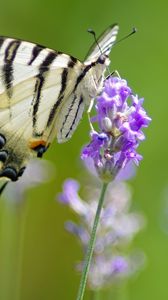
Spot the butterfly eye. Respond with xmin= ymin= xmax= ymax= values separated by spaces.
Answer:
xmin=97 ymin=55 xmax=106 ymax=64
xmin=0 ymin=167 xmax=18 ymax=181
xmin=0 ymin=134 xmax=6 ymax=149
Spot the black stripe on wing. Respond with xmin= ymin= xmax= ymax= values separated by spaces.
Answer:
xmin=68 ymin=56 xmax=78 ymax=68
xmin=0 ymin=37 xmax=5 ymax=49
xmin=60 ymin=94 xmax=78 ymax=135
xmin=65 ymin=95 xmax=83 ymax=139
xmin=74 ymin=62 xmax=96 ymax=91
xmin=59 ymin=94 xmax=84 ymax=139
xmin=3 ymin=40 xmax=21 ymax=97
xmin=32 ymin=51 xmax=57 ymax=133
xmin=28 ymin=44 xmax=45 ymax=65
xmin=46 ymin=68 xmax=68 ymax=128
xmin=46 ymin=56 xmax=78 ymax=128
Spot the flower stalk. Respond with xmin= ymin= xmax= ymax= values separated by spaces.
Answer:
xmin=76 ymin=182 xmax=108 ymax=300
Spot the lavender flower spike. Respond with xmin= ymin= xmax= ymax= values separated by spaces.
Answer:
xmin=82 ymin=76 xmax=151 ymax=182
xmin=58 ymin=179 xmax=145 ymax=290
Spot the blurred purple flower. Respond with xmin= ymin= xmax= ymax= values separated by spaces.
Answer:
xmin=81 ymin=76 xmax=151 ymax=182
xmin=58 ymin=179 xmax=88 ymax=216
xmin=58 ymin=178 xmax=145 ymax=289
xmin=77 ymin=255 xmax=130 ymax=289
xmin=85 ymin=252 xmax=145 ymax=289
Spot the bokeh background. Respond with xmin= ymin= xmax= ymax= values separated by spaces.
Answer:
xmin=0 ymin=0 xmax=167 ymax=299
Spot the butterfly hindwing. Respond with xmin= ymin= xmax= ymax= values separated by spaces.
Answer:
xmin=56 ymin=92 xmax=85 ymax=143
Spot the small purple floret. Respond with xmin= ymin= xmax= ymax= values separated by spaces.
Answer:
xmin=112 ymin=256 xmax=128 ymax=274
xmin=58 ymin=179 xmax=88 ymax=216
xmin=81 ymin=76 xmax=151 ymax=181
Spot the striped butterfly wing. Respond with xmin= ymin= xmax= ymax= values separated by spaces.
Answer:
xmin=0 ymin=38 xmax=83 ymax=181
xmin=84 ymin=24 xmax=119 ymax=63
xmin=0 ymin=24 xmax=119 ymax=182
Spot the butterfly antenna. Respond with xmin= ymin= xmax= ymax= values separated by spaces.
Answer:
xmin=87 ymin=28 xmax=112 ymax=75
xmin=0 ymin=181 xmax=8 ymax=196
xmin=114 ymin=27 xmax=137 ymax=46
xmin=87 ymin=28 xmax=104 ymax=56
xmin=87 ymin=27 xmax=137 ymax=77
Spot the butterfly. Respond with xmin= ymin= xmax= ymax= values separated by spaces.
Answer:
xmin=0 ymin=24 xmax=119 ymax=182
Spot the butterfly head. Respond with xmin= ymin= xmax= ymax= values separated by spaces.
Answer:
xmin=83 ymin=24 xmax=119 ymax=99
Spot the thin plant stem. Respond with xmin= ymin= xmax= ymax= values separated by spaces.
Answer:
xmin=76 ymin=182 xmax=108 ymax=300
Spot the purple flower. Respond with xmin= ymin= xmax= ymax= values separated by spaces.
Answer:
xmin=58 ymin=178 xmax=145 ymax=289
xmin=86 ymin=252 xmax=145 ymax=290
xmin=81 ymin=76 xmax=151 ymax=182
xmin=86 ymin=255 xmax=130 ymax=289
xmin=58 ymin=179 xmax=89 ymax=216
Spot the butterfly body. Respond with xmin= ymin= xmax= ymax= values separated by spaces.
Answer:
xmin=0 ymin=24 xmax=119 ymax=181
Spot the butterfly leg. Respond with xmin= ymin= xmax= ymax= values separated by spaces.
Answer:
xmin=106 ymin=70 xmax=121 ymax=80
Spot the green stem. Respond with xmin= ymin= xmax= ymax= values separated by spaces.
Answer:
xmin=76 ymin=182 xmax=108 ymax=300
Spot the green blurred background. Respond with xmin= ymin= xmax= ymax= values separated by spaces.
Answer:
xmin=0 ymin=0 xmax=167 ymax=299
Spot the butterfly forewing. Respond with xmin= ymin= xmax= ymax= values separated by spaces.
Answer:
xmin=85 ymin=24 xmax=119 ymax=63
xmin=0 ymin=24 xmax=119 ymax=182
